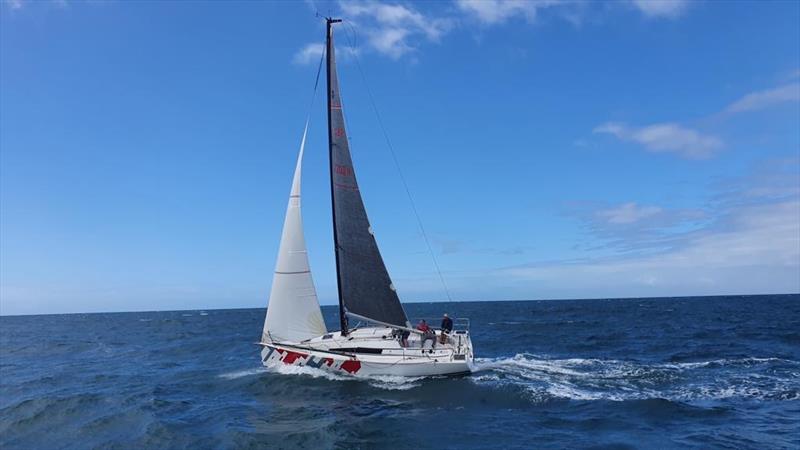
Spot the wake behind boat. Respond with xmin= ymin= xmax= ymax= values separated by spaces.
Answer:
xmin=259 ymin=18 xmax=474 ymax=377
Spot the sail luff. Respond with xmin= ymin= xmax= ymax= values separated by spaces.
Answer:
xmin=326 ymin=19 xmax=410 ymax=331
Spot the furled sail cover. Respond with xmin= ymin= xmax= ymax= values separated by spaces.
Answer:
xmin=327 ymin=29 xmax=409 ymax=328
xmin=263 ymin=122 xmax=327 ymax=343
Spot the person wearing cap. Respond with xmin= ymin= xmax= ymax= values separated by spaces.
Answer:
xmin=440 ymin=313 xmax=453 ymax=344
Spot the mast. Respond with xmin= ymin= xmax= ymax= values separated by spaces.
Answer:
xmin=326 ymin=17 xmax=410 ymax=334
xmin=326 ymin=17 xmax=347 ymax=335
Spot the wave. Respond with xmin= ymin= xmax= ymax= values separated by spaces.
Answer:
xmin=271 ymin=364 xmax=430 ymax=390
xmin=362 ymin=375 xmax=428 ymax=391
xmin=221 ymin=363 xmax=430 ymax=391
xmin=470 ymin=354 xmax=799 ymax=402
xmin=218 ymin=367 xmax=267 ymax=380
xmin=220 ymin=354 xmax=798 ymax=400
xmin=271 ymin=364 xmax=351 ymax=382
xmin=662 ymin=357 xmax=788 ymax=369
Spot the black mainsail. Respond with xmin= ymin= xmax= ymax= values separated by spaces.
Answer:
xmin=326 ymin=19 xmax=409 ymax=334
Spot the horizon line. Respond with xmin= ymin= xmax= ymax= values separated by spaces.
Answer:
xmin=1 ymin=292 xmax=797 ymax=318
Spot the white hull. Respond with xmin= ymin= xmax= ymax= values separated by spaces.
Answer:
xmin=260 ymin=326 xmax=474 ymax=377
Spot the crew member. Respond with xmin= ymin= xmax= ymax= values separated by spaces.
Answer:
xmin=417 ymin=319 xmax=435 ymax=349
xmin=440 ymin=313 xmax=453 ymax=344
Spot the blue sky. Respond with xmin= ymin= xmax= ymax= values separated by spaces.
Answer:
xmin=1 ymin=0 xmax=798 ymax=315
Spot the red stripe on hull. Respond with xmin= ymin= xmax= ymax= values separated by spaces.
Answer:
xmin=340 ymin=360 xmax=361 ymax=374
xmin=276 ymin=348 xmax=308 ymax=365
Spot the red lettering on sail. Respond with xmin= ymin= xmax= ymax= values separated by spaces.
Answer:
xmin=335 ymin=165 xmax=352 ymax=177
xmin=335 ymin=127 xmax=345 ymax=137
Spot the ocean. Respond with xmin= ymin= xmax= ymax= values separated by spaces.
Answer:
xmin=1 ymin=295 xmax=798 ymax=449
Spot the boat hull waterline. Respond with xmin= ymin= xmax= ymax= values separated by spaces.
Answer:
xmin=260 ymin=327 xmax=474 ymax=377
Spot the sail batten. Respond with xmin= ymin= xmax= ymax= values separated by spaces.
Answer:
xmin=326 ymin=21 xmax=409 ymax=333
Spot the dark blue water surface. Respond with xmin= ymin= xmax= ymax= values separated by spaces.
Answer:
xmin=1 ymin=295 xmax=799 ymax=449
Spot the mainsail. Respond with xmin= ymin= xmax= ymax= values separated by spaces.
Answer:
xmin=326 ymin=21 xmax=409 ymax=333
xmin=262 ymin=121 xmax=327 ymax=343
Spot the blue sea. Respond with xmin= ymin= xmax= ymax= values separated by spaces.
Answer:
xmin=1 ymin=295 xmax=799 ymax=449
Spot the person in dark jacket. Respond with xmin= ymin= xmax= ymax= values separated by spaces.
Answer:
xmin=440 ymin=313 xmax=453 ymax=344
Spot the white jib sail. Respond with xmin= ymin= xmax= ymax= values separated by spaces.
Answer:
xmin=262 ymin=121 xmax=327 ymax=343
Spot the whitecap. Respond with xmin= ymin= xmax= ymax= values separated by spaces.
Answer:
xmin=218 ymin=367 xmax=267 ymax=380
xmin=272 ymin=364 xmax=351 ymax=382
xmin=362 ymin=375 xmax=426 ymax=391
xmin=469 ymin=353 xmax=799 ymax=403
xmin=263 ymin=363 xmax=431 ymax=390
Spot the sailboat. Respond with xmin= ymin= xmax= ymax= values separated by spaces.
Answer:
xmin=259 ymin=18 xmax=474 ymax=377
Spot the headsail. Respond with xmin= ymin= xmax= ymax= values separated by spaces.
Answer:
xmin=262 ymin=121 xmax=327 ymax=343
xmin=326 ymin=20 xmax=409 ymax=333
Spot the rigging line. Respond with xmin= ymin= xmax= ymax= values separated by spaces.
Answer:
xmin=287 ymin=37 xmax=326 ymax=162
xmin=341 ymin=20 xmax=454 ymax=303
xmin=305 ymin=40 xmax=326 ymax=121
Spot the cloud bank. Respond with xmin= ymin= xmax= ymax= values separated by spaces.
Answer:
xmin=489 ymin=159 xmax=800 ymax=299
xmin=293 ymin=0 xmax=694 ymax=63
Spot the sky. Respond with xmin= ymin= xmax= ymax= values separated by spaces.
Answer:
xmin=1 ymin=0 xmax=798 ymax=315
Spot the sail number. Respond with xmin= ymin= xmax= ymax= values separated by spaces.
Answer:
xmin=335 ymin=127 xmax=345 ymax=137
xmin=335 ymin=165 xmax=353 ymax=177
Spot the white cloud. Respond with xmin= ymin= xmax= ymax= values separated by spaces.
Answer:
xmin=2 ymin=0 xmax=70 ymax=9
xmin=340 ymin=1 xmax=453 ymax=59
xmin=594 ymin=122 xmax=723 ymax=159
xmin=629 ymin=0 xmax=690 ymax=19
xmin=596 ymin=202 xmax=663 ymax=225
xmin=292 ymin=41 xmax=359 ymax=65
xmin=369 ymin=27 xmax=412 ymax=58
xmin=569 ymin=201 xmax=708 ymax=254
xmin=343 ymin=1 xmax=448 ymax=40
xmin=505 ymin=200 xmax=800 ymax=295
xmin=496 ymin=159 xmax=800 ymax=298
xmin=292 ymin=0 xmax=696 ymax=62
xmin=724 ymin=83 xmax=800 ymax=114
xmin=396 ymin=161 xmax=800 ymax=302
xmin=456 ymin=0 xmax=688 ymax=25
xmin=292 ymin=43 xmax=324 ymax=65
xmin=591 ymin=81 xmax=796 ymax=161
xmin=455 ymin=0 xmax=569 ymax=25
